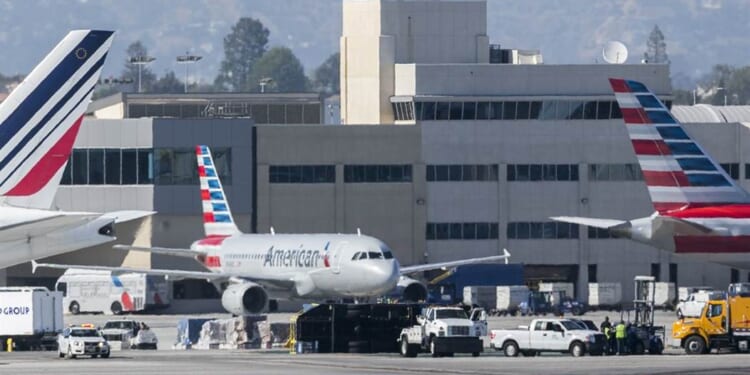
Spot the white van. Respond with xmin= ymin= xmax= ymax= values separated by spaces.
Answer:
xmin=55 ymin=269 xmax=170 ymax=315
xmin=675 ymin=290 xmax=713 ymax=318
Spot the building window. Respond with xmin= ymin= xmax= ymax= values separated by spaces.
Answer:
xmin=426 ymin=165 xmax=498 ymax=182
xmin=344 ymin=165 xmax=412 ymax=183
xmin=62 ymin=148 xmax=155 ymax=185
xmin=270 ymin=165 xmax=335 ymax=183
xmin=589 ymin=164 xmax=643 ymax=181
xmin=721 ymin=163 xmax=739 ymax=180
xmin=426 ymin=222 xmax=499 ymax=240
xmin=105 ymin=149 xmax=121 ymax=185
xmin=507 ymin=164 xmax=578 ymax=181
xmin=154 ymin=147 xmax=230 ymax=185
xmin=588 ymin=227 xmax=617 ymax=239
xmin=71 ymin=149 xmax=88 ymax=185
xmin=507 ymin=221 xmax=579 ymax=239
xmin=588 ymin=264 xmax=598 ymax=283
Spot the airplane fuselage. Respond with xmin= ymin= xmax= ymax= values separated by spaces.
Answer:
xmin=190 ymin=233 xmax=401 ymax=299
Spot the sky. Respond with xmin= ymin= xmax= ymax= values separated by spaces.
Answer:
xmin=0 ymin=0 xmax=748 ymax=88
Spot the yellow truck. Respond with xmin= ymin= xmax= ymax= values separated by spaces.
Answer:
xmin=672 ymin=283 xmax=750 ymax=354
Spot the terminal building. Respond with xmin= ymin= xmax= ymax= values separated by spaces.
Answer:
xmin=5 ymin=0 xmax=750 ymax=305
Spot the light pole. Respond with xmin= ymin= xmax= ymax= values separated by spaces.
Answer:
xmin=176 ymin=52 xmax=202 ymax=93
xmin=129 ymin=55 xmax=155 ymax=93
xmin=259 ymin=77 xmax=273 ymax=93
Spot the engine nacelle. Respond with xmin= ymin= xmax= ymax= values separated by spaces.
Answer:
xmin=396 ymin=276 xmax=427 ymax=302
xmin=221 ymin=282 xmax=268 ymax=315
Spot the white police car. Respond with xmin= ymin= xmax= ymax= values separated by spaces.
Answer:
xmin=57 ymin=324 xmax=110 ymax=359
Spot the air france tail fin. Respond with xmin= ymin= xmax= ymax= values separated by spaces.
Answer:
xmin=0 ymin=30 xmax=115 ymax=209
xmin=609 ymin=78 xmax=750 ymax=213
xmin=196 ymin=145 xmax=240 ymax=236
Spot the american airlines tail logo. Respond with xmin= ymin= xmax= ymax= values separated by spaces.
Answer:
xmin=263 ymin=246 xmax=323 ymax=268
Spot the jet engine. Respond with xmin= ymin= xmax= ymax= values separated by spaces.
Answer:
xmin=396 ymin=276 xmax=427 ymax=302
xmin=221 ymin=282 xmax=268 ymax=315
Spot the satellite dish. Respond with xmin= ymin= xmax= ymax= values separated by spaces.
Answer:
xmin=602 ymin=41 xmax=628 ymax=64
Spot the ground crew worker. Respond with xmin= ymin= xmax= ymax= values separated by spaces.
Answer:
xmin=600 ymin=317 xmax=612 ymax=354
xmin=615 ymin=320 xmax=627 ymax=355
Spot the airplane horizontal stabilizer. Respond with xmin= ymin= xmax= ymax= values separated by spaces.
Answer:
xmin=400 ymin=249 xmax=511 ymax=274
xmin=112 ymin=244 xmax=206 ymax=257
xmin=550 ymin=216 xmax=627 ymax=229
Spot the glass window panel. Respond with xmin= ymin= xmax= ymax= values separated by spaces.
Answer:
xmin=555 ymin=101 xmax=571 ymax=119
xmin=491 ymin=102 xmax=503 ymax=120
xmin=436 ymin=223 xmax=450 ymax=240
xmin=72 ymin=149 xmax=88 ymax=184
xmin=426 ymin=223 xmax=435 ymax=240
xmin=449 ymin=102 xmax=463 ymax=120
xmin=516 ymin=165 xmax=529 ymax=181
xmin=181 ymin=104 xmax=200 ymax=118
xmin=530 ymin=222 xmax=543 ymax=238
xmin=507 ymin=223 xmax=516 ymax=239
xmin=436 ymin=166 xmax=449 ymax=181
xmin=303 ymin=104 xmax=320 ymax=124
xmin=583 ymin=101 xmax=597 ymax=119
xmin=449 ymin=165 xmax=461 ymax=181
xmin=122 ymin=149 xmax=137 ymax=184
xmin=506 ymin=165 xmax=515 ymax=181
xmin=611 ymin=101 xmax=622 ymax=119
xmin=353 ymin=166 xmax=365 ymax=182
xmin=463 ymin=102 xmax=476 ymax=120
xmin=61 ymin=156 xmax=72 ymax=185
xmin=463 ymin=223 xmax=476 ymax=239
xmin=365 ymin=166 xmax=377 ymax=182
xmin=450 ymin=223 xmax=462 ymax=239
xmin=558 ymin=222 xmax=571 ymax=238
xmin=517 ymin=222 xmax=530 ymax=239
xmin=463 ymin=165 xmax=476 ymax=181
xmin=88 ymin=148 xmax=104 ymax=185
xmin=474 ymin=165 xmax=487 ymax=181
xmin=597 ymin=101 xmax=611 ymax=120
xmin=488 ymin=165 xmax=498 ymax=181
xmin=268 ymin=104 xmax=285 ymax=123
xmin=426 ymin=165 xmax=435 ymax=181
xmin=570 ymin=223 xmax=579 ymax=239
xmin=556 ymin=164 xmax=570 ymax=181
xmin=543 ymin=164 xmax=556 ymax=181
xmin=212 ymin=148 xmax=232 ymax=184
xmin=145 ymin=104 xmax=164 ymax=117
xmin=610 ymin=164 xmax=626 ymax=180
xmin=392 ymin=165 xmax=404 ymax=182
xmin=137 ymin=149 xmax=153 ymax=184
xmin=172 ymin=149 xmax=197 ymax=185
xmin=105 ymin=149 xmax=121 ymax=185
xmin=288 ymin=166 xmax=302 ymax=183
xmin=489 ymin=223 xmax=499 ymax=239
xmin=568 ymin=101 xmax=584 ymax=119
xmin=163 ymin=104 xmax=180 ymax=117
xmin=403 ymin=165 xmax=412 ymax=182
xmin=543 ymin=222 xmax=556 ymax=239
xmin=530 ymin=164 xmax=542 ymax=181
xmin=422 ymin=102 xmax=436 ymax=120
xmin=251 ymin=105 xmax=269 ymax=124
xmin=413 ymin=101 xmax=423 ymax=121
xmin=476 ymin=222 xmax=489 ymax=239
xmin=378 ymin=165 xmax=391 ymax=181
xmin=587 ymin=226 xmax=597 ymax=239
xmin=128 ymin=104 xmax=146 ymax=118
xmin=302 ymin=166 xmax=314 ymax=183
xmin=529 ymin=101 xmax=542 ymax=119
xmin=516 ymin=101 xmax=530 ymax=120
xmin=436 ymin=102 xmax=450 ymax=120
xmin=539 ymin=101 xmax=557 ymax=120
xmin=154 ymin=149 xmax=173 ymax=185
xmin=392 ymin=103 xmax=402 ymax=121
xmin=502 ymin=101 xmax=517 ymax=120
xmin=286 ymin=104 xmax=303 ymax=124
xmin=476 ymin=102 xmax=490 ymax=120
xmin=570 ymin=164 xmax=579 ymax=181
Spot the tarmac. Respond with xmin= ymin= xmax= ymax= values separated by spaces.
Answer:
xmin=2 ymin=310 xmax=749 ymax=375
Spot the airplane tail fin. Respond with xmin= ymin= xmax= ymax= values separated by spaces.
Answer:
xmin=609 ymin=78 xmax=750 ymax=214
xmin=196 ymin=145 xmax=240 ymax=236
xmin=0 ymin=30 xmax=115 ymax=209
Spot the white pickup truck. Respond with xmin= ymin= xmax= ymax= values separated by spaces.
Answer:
xmin=490 ymin=318 xmax=605 ymax=357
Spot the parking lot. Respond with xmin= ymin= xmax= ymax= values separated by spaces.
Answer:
xmin=4 ymin=309 xmax=749 ymax=374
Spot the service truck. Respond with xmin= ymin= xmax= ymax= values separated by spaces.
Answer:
xmin=56 ymin=269 xmax=169 ymax=315
xmin=489 ymin=318 xmax=605 ymax=357
xmin=672 ymin=283 xmax=750 ymax=354
xmin=0 ymin=287 xmax=64 ymax=351
xmin=397 ymin=306 xmax=484 ymax=357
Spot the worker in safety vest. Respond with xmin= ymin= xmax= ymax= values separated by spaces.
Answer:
xmin=600 ymin=316 xmax=613 ymax=355
xmin=615 ymin=320 xmax=627 ymax=355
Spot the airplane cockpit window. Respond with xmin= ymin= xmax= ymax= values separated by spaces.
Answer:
xmin=351 ymin=252 xmax=361 ymax=260
xmin=358 ymin=252 xmax=368 ymax=260
xmin=383 ymin=251 xmax=393 ymax=259
xmin=368 ymin=252 xmax=383 ymax=259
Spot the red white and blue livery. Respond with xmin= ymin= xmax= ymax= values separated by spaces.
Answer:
xmin=35 ymin=146 xmax=511 ymax=315
xmin=0 ymin=30 xmax=151 ymax=268
xmin=553 ymin=78 xmax=750 ymax=266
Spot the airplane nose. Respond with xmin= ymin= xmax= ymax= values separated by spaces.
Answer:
xmin=367 ymin=261 xmax=399 ymax=293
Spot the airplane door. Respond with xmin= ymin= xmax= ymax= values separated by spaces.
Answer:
xmin=330 ymin=241 xmax=346 ymax=274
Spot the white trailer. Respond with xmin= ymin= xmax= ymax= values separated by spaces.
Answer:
xmin=588 ymin=283 xmax=622 ymax=310
xmin=55 ymin=269 xmax=170 ymax=315
xmin=0 ymin=287 xmax=63 ymax=350
xmin=496 ymin=286 xmax=530 ymax=316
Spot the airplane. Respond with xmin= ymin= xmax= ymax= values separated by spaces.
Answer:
xmin=552 ymin=78 xmax=750 ymax=268
xmin=0 ymin=30 xmax=151 ymax=269
xmin=33 ymin=145 xmax=512 ymax=315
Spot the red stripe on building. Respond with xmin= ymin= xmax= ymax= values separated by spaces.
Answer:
xmin=621 ymin=108 xmax=650 ymax=124
xmin=203 ymin=212 xmax=215 ymax=222
xmin=609 ymin=78 xmax=630 ymax=93
xmin=642 ymin=170 xmax=689 ymax=187
xmin=666 ymin=204 xmax=750 ymax=219
xmin=675 ymin=235 xmax=750 ymax=254
xmin=632 ymin=140 xmax=671 ymax=155
xmin=201 ymin=189 xmax=210 ymax=200
xmin=5 ymin=116 xmax=83 ymax=196
xmin=198 ymin=166 xmax=206 ymax=177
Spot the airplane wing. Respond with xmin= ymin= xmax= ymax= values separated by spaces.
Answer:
xmin=653 ymin=216 xmax=715 ymax=236
xmin=0 ymin=213 xmax=101 ymax=242
xmin=550 ymin=216 xmax=627 ymax=229
xmin=400 ymin=249 xmax=511 ymax=274
xmin=112 ymin=244 xmax=206 ymax=258
xmin=32 ymin=260 xmax=229 ymax=280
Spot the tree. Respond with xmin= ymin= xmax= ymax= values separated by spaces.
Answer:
xmin=151 ymin=71 xmax=184 ymax=94
xmin=215 ymin=17 xmax=269 ymax=91
xmin=312 ymin=52 xmax=339 ymax=96
xmin=247 ymin=47 xmax=309 ymax=93
xmin=644 ymin=25 xmax=669 ymax=64
xmin=122 ymin=41 xmax=157 ymax=93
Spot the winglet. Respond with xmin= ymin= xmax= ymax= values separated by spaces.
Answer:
xmin=31 ymin=260 xmax=38 ymax=274
xmin=502 ymin=248 xmax=511 ymax=264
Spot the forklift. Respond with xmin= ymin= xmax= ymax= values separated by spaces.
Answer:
xmin=619 ymin=276 xmax=665 ymax=354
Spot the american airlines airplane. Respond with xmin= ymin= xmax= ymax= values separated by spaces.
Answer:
xmin=34 ymin=146 xmax=511 ymax=314
xmin=0 ymin=30 xmax=151 ymax=269
xmin=553 ymin=78 xmax=750 ymax=267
